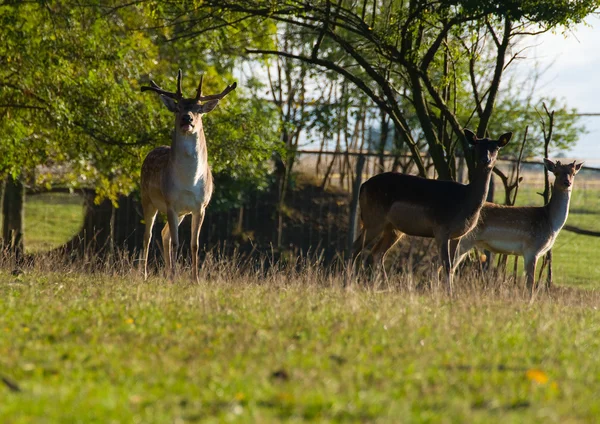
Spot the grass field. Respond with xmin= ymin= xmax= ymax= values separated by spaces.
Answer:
xmin=1 ymin=258 xmax=600 ymax=423
xmin=24 ymin=193 xmax=84 ymax=253
xmin=1 ymin=182 xmax=599 ymax=422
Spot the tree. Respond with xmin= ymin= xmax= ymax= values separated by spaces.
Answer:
xmin=0 ymin=1 xmax=281 ymax=256
xmin=152 ymin=0 xmax=597 ymax=180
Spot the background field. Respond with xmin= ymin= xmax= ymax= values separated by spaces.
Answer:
xmin=20 ymin=167 xmax=600 ymax=288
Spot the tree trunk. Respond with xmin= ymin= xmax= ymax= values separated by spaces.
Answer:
xmin=1 ymin=174 xmax=25 ymax=263
xmin=347 ymin=154 xmax=365 ymax=259
xmin=378 ymin=110 xmax=389 ymax=172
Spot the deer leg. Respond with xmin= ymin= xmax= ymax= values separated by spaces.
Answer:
xmin=436 ymin=233 xmax=453 ymax=296
xmin=161 ymin=224 xmax=170 ymax=274
xmin=450 ymin=236 xmax=476 ymax=279
xmin=352 ymin=223 xmax=385 ymax=268
xmin=524 ymin=254 xmax=538 ymax=298
xmin=142 ymin=206 xmax=158 ymax=281
xmin=191 ymin=209 xmax=205 ymax=282
xmin=449 ymin=238 xmax=460 ymax=274
xmin=163 ymin=210 xmax=184 ymax=281
xmin=380 ymin=230 xmax=404 ymax=280
xmin=371 ymin=224 xmax=402 ymax=281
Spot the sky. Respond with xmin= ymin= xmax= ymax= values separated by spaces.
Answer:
xmin=524 ymin=15 xmax=600 ymax=163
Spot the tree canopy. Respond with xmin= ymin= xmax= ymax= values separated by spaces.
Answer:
xmin=0 ymin=1 xmax=281 ymax=208
xmin=148 ymin=0 xmax=596 ymax=179
xmin=0 ymin=0 xmax=595 ymax=200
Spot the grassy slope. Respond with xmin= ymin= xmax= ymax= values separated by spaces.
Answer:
xmin=1 ymin=263 xmax=600 ymax=423
xmin=24 ymin=193 xmax=83 ymax=253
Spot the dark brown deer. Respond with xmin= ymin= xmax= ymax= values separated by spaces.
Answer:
xmin=451 ymin=159 xmax=583 ymax=296
xmin=352 ymin=129 xmax=512 ymax=294
xmin=140 ymin=69 xmax=236 ymax=281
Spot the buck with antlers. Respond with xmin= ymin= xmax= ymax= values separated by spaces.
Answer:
xmin=352 ymin=129 xmax=512 ymax=294
xmin=450 ymin=159 xmax=583 ymax=295
xmin=140 ymin=69 xmax=236 ymax=281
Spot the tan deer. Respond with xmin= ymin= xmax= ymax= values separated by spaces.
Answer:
xmin=450 ymin=159 xmax=583 ymax=295
xmin=352 ymin=129 xmax=512 ymax=294
xmin=140 ymin=69 xmax=236 ymax=281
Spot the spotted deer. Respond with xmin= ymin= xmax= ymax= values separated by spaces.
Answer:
xmin=140 ymin=69 xmax=236 ymax=281
xmin=352 ymin=129 xmax=512 ymax=294
xmin=450 ymin=159 xmax=583 ymax=295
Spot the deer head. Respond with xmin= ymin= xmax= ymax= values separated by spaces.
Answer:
xmin=544 ymin=159 xmax=583 ymax=192
xmin=464 ymin=129 xmax=512 ymax=169
xmin=141 ymin=69 xmax=237 ymax=135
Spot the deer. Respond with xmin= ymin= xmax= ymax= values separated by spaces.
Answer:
xmin=450 ymin=159 xmax=583 ymax=296
xmin=140 ymin=69 xmax=236 ymax=281
xmin=352 ymin=129 xmax=512 ymax=295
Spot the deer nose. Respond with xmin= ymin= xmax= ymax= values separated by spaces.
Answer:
xmin=564 ymin=179 xmax=571 ymax=187
xmin=182 ymin=115 xmax=193 ymax=124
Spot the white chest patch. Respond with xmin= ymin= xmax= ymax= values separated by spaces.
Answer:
xmin=170 ymin=178 xmax=207 ymax=214
xmin=159 ymin=135 xmax=210 ymax=215
xmin=180 ymin=136 xmax=199 ymax=158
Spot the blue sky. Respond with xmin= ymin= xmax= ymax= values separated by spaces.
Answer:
xmin=526 ymin=15 xmax=600 ymax=163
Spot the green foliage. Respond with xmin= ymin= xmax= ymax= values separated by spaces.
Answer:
xmin=0 ymin=1 xmax=282 ymax=208
xmin=486 ymin=97 xmax=585 ymax=158
xmin=206 ymin=96 xmax=282 ymax=209
xmin=454 ymin=0 xmax=600 ymax=27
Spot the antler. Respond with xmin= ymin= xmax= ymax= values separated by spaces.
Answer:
xmin=194 ymin=75 xmax=237 ymax=102
xmin=141 ymin=70 xmax=237 ymax=102
xmin=141 ymin=69 xmax=183 ymax=99
xmin=194 ymin=75 xmax=204 ymax=101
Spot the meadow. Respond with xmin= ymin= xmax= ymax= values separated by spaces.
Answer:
xmin=2 ymin=257 xmax=600 ymax=423
xmin=0 ymin=181 xmax=599 ymax=423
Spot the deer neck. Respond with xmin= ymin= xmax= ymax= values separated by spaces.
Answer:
xmin=465 ymin=164 xmax=493 ymax=213
xmin=545 ymin=185 xmax=572 ymax=233
xmin=169 ymin=121 xmax=209 ymax=182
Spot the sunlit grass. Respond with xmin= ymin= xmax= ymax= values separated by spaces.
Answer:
xmin=0 ymin=255 xmax=599 ymax=423
xmin=24 ymin=193 xmax=83 ymax=253
xmin=2 ymin=178 xmax=600 ymax=422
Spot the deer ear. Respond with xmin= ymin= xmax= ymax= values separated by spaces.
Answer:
xmin=497 ymin=132 xmax=512 ymax=147
xmin=464 ymin=129 xmax=477 ymax=145
xmin=575 ymin=162 xmax=584 ymax=173
xmin=160 ymin=96 xmax=178 ymax=113
xmin=201 ymin=99 xmax=220 ymax=114
xmin=543 ymin=158 xmax=556 ymax=173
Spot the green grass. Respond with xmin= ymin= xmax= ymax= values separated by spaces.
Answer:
xmin=1 ymin=260 xmax=600 ymax=423
xmin=1 ymin=183 xmax=599 ymax=422
xmin=24 ymin=193 xmax=84 ymax=253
